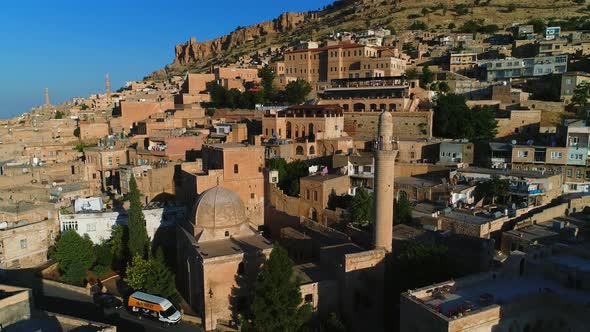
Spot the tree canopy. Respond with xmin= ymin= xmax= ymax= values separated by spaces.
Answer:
xmin=433 ymin=93 xmax=498 ymax=141
xmin=394 ymin=195 xmax=412 ymax=225
xmin=351 ymin=188 xmax=374 ymax=228
xmin=475 ymin=178 xmax=510 ymax=204
xmin=268 ymin=158 xmax=309 ymax=197
xmin=249 ymin=245 xmax=312 ymax=332
xmin=285 ymin=79 xmax=312 ymax=105
xmin=392 ymin=243 xmax=454 ymax=294
xmin=571 ymin=81 xmax=590 ymax=116
xmin=53 ymin=231 xmax=95 ymax=285
xmin=127 ymin=175 xmax=149 ymax=259
xmin=258 ymin=66 xmax=277 ymax=103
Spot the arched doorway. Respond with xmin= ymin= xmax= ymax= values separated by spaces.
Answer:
xmin=296 ymin=146 xmax=304 ymax=155
xmin=309 ymin=207 xmax=318 ymax=221
xmin=398 ymin=190 xmax=409 ymax=201
xmin=309 ymin=146 xmax=315 ymax=155
xmin=286 ymin=121 xmax=292 ymax=139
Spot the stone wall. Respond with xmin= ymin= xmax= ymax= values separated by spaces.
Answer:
xmin=0 ymin=285 xmax=32 ymax=328
xmin=344 ymin=111 xmax=432 ymax=139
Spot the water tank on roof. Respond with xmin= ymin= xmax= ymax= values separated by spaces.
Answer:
xmin=0 ymin=221 xmax=7 ymax=230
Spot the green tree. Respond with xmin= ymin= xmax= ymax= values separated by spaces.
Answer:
xmin=475 ymin=178 xmax=510 ymax=204
xmin=54 ymin=111 xmax=64 ymax=119
xmin=144 ymin=248 xmax=179 ymax=304
xmin=571 ymin=81 xmax=590 ymax=113
xmin=448 ymin=22 xmax=456 ymax=30
xmin=250 ymin=245 xmax=312 ymax=332
xmin=527 ymin=18 xmax=546 ymax=33
xmin=226 ymin=88 xmax=242 ymax=109
xmin=421 ymin=7 xmax=429 ymax=16
xmin=394 ymin=195 xmax=412 ymax=224
xmin=286 ymin=79 xmax=312 ymax=105
xmin=405 ymin=67 xmax=419 ymax=80
xmin=433 ymin=93 xmax=497 ymax=141
xmin=110 ymin=224 xmax=128 ymax=271
xmin=94 ymin=241 xmax=113 ymax=268
xmin=208 ymin=82 xmax=227 ymax=107
xmin=73 ymin=127 xmax=80 ymax=138
xmin=126 ymin=255 xmax=151 ymax=290
xmin=351 ymin=187 xmax=374 ymax=228
xmin=53 ymin=231 xmax=95 ymax=285
xmin=453 ymin=4 xmax=469 ymax=15
xmin=420 ymin=65 xmax=434 ymax=88
xmin=270 ymin=159 xmax=309 ymax=197
xmin=240 ymin=90 xmax=264 ymax=109
xmin=431 ymin=81 xmax=450 ymax=94
xmin=258 ymin=66 xmax=277 ymax=103
xmin=409 ymin=20 xmax=428 ymax=30
xmin=127 ymin=175 xmax=149 ymax=259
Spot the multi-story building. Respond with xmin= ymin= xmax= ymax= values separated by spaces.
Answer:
xmin=318 ymin=76 xmax=421 ymax=112
xmin=561 ymin=71 xmax=590 ymax=102
xmin=400 ymin=247 xmax=590 ymax=332
xmin=84 ymin=144 xmax=129 ymax=192
xmin=284 ymin=43 xmax=406 ymax=83
xmin=448 ymin=52 xmax=478 ymax=75
xmin=511 ymin=120 xmax=590 ymax=193
xmin=481 ymin=54 xmax=568 ymax=81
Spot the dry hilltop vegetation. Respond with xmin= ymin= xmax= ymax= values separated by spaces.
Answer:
xmin=148 ymin=0 xmax=589 ymax=79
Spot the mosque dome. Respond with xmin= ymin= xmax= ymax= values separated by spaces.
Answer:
xmin=194 ymin=186 xmax=247 ymax=229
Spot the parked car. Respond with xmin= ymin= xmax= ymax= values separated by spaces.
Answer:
xmin=93 ymin=293 xmax=123 ymax=309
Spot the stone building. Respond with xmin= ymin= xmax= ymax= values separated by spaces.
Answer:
xmin=176 ymin=186 xmax=273 ymax=331
xmin=299 ymin=174 xmax=351 ymax=225
xmin=284 ymin=43 xmax=406 ymax=83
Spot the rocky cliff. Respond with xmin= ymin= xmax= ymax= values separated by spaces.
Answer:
xmin=174 ymin=12 xmax=318 ymax=65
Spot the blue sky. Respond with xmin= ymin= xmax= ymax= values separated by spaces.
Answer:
xmin=0 ymin=0 xmax=333 ymax=118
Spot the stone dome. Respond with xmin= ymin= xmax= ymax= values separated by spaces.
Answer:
xmin=194 ymin=186 xmax=247 ymax=229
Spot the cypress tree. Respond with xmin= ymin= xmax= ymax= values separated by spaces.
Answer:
xmin=145 ymin=248 xmax=179 ymax=304
xmin=127 ymin=175 xmax=148 ymax=259
xmin=250 ymin=245 xmax=312 ymax=331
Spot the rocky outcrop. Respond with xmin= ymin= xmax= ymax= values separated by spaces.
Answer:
xmin=173 ymin=12 xmax=318 ymax=65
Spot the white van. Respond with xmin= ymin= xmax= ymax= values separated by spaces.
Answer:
xmin=127 ymin=291 xmax=181 ymax=325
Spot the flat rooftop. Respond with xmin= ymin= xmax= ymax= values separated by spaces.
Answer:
xmin=293 ymin=262 xmax=334 ymax=284
xmin=301 ymin=174 xmax=346 ymax=183
xmin=196 ymin=234 xmax=273 ymax=259
xmin=395 ymin=176 xmax=440 ymax=187
xmin=442 ymin=211 xmax=492 ymax=225
xmin=504 ymin=225 xmax=558 ymax=241
xmin=458 ymin=167 xmax=555 ymax=179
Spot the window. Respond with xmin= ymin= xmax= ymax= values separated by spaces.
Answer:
xmin=577 ymin=170 xmax=583 ymax=179
xmin=234 ymin=164 xmax=239 ymax=174
xmin=86 ymin=223 xmax=96 ymax=232
xmin=62 ymin=221 xmax=78 ymax=231
xmin=108 ymin=157 xmax=113 ymax=166
xmin=306 ymin=189 xmax=310 ymax=200
xmin=304 ymin=294 xmax=313 ymax=303
xmin=250 ymin=193 xmax=255 ymax=199
xmin=225 ymin=231 xmax=230 ymax=237
xmin=20 ymin=239 xmax=27 ymax=249
xmin=551 ymin=151 xmax=562 ymax=159
xmin=518 ymin=151 xmax=529 ymax=158
xmin=314 ymin=191 xmax=318 ymax=201
xmin=566 ymin=78 xmax=572 ymax=84
xmin=570 ymin=136 xmax=579 ymax=146
xmin=567 ymin=169 xmax=573 ymax=178
xmin=571 ymin=154 xmax=584 ymax=161
xmin=570 ymin=183 xmax=578 ymax=191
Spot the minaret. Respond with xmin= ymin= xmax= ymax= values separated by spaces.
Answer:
xmin=105 ymin=74 xmax=111 ymax=98
xmin=373 ymin=110 xmax=396 ymax=252
xmin=45 ymin=88 xmax=50 ymax=106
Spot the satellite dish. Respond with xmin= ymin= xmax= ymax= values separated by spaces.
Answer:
xmin=511 ymin=140 xmax=517 ymax=145
xmin=52 ymin=182 xmax=57 ymax=187
xmin=526 ymin=140 xmax=534 ymax=146
xmin=57 ymin=187 xmax=63 ymax=192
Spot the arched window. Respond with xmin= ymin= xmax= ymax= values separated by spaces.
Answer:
xmin=398 ymin=190 xmax=409 ymax=201
xmin=225 ymin=231 xmax=230 ymax=237
xmin=342 ymin=104 xmax=349 ymax=111
xmin=309 ymin=146 xmax=315 ymax=155
xmin=370 ymin=103 xmax=377 ymax=111
xmin=296 ymin=146 xmax=304 ymax=155
xmin=389 ymin=103 xmax=396 ymax=111
xmin=308 ymin=123 xmax=314 ymax=136
xmin=354 ymin=103 xmax=365 ymax=112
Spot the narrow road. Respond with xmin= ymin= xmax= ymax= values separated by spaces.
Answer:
xmin=2 ymin=268 xmax=202 ymax=332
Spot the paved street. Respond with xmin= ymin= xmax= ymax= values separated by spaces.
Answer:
xmin=2 ymin=268 xmax=202 ymax=332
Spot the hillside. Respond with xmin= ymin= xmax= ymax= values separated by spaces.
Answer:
xmin=148 ymin=0 xmax=589 ymax=79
